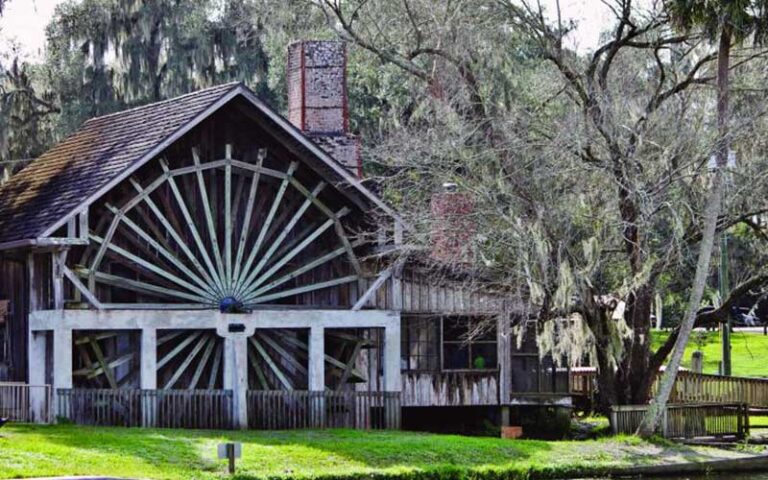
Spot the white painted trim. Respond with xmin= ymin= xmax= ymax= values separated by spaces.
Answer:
xmin=29 ymin=309 xmax=400 ymax=338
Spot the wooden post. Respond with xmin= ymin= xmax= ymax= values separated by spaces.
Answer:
xmin=498 ymin=302 xmax=511 ymax=405
xmin=27 ymin=331 xmax=47 ymax=423
xmin=691 ymin=351 xmax=703 ymax=374
xmin=141 ymin=328 xmax=157 ymax=427
xmin=309 ymin=326 xmax=325 ymax=427
xmin=53 ymin=328 xmax=73 ymax=417
xmin=223 ymin=334 xmax=249 ymax=429
xmin=51 ymin=250 xmax=68 ymax=311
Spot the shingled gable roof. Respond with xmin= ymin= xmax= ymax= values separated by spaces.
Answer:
xmin=0 ymin=82 xmax=403 ymax=249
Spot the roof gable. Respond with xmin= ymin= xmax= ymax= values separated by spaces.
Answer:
xmin=0 ymin=83 xmax=401 ymax=248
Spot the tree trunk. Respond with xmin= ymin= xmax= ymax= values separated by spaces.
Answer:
xmin=637 ymin=24 xmax=731 ymax=437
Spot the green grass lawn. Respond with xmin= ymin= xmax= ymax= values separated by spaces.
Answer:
xmin=652 ymin=330 xmax=768 ymax=377
xmin=0 ymin=424 xmax=756 ymax=480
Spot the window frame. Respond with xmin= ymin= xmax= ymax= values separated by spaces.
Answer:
xmin=440 ymin=316 xmax=498 ymax=372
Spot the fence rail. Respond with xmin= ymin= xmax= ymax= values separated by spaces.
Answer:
xmin=663 ymin=371 xmax=768 ymax=408
xmin=571 ymin=369 xmax=768 ymax=411
xmin=0 ymin=382 xmax=51 ymax=423
xmin=56 ymin=389 xmax=233 ymax=429
xmin=611 ymin=403 xmax=749 ymax=439
xmin=247 ymin=390 xmax=401 ymax=430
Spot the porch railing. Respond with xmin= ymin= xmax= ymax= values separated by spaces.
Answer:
xmin=0 ymin=382 xmax=52 ymax=423
xmin=56 ymin=389 xmax=233 ymax=429
xmin=247 ymin=390 xmax=401 ymax=430
xmin=611 ymin=403 xmax=749 ymax=439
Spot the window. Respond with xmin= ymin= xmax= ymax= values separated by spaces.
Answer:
xmin=401 ymin=317 xmax=440 ymax=372
xmin=510 ymin=321 xmax=569 ymax=394
xmin=442 ymin=317 xmax=497 ymax=370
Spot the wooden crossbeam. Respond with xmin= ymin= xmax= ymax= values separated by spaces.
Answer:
xmin=337 ymin=340 xmax=365 ymax=389
xmin=88 ymin=335 xmax=118 ymax=389
xmin=63 ymin=266 xmax=104 ymax=310
xmin=352 ymin=266 xmax=394 ymax=311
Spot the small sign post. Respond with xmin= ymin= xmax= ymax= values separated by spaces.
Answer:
xmin=218 ymin=442 xmax=242 ymax=474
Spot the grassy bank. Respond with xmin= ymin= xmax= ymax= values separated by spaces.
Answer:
xmin=0 ymin=424 xmax=759 ymax=480
xmin=652 ymin=330 xmax=768 ymax=377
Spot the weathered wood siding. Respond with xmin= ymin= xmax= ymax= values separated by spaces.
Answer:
xmin=401 ymin=371 xmax=499 ymax=407
xmin=0 ymin=256 xmax=30 ymax=381
xmin=358 ymin=269 xmax=508 ymax=315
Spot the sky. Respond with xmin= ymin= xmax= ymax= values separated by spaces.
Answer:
xmin=0 ymin=0 xmax=616 ymax=62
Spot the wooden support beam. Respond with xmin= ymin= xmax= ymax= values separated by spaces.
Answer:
xmin=63 ymin=265 xmax=104 ymax=310
xmin=88 ymin=335 xmax=118 ymax=389
xmin=352 ymin=266 xmax=393 ymax=311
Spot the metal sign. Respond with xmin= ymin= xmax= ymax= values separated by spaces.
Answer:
xmin=217 ymin=442 xmax=242 ymax=459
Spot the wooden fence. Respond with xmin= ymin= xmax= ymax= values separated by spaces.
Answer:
xmin=571 ymin=369 xmax=768 ymax=410
xmin=611 ymin=403 xmax=749 ymax=439
xmin=663 ymin=371 xmax=768 ymax=408
xmin=0 ymin=382 xmax=51 ymax=423
xmin=56 ymin=389 xmax=233 ymax=429
xmin=247 ymin=390 xmax=401 ymax=430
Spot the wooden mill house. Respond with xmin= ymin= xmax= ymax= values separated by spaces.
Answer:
xmin=0 ymin=41 xmax=569 ymax=431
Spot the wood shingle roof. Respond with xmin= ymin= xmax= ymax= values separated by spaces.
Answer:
xmin=0 ymin=82 xmax=403 ymax=248
xmin=0 ymin=82 xmax=240 ymax=245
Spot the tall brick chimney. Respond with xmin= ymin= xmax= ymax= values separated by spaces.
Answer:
xmin=430 ymin=183 xmax=475 ymax=265
xmin=287 ymin=40 xmax=362 ymax=177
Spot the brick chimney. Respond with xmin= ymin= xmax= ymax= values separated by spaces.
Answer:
xmin=287 ymin=40 xmax=362 ymax=177
xmin=430 ymin=183 xmax=475 ymax=265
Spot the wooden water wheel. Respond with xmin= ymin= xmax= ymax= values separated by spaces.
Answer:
xmin=246 ymin=328 xmax=378 ymax=391
xmin=72 ymin=331 xmax=140 ymax=388
xmin=77 ymin=146 xmax=361 ymax=309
